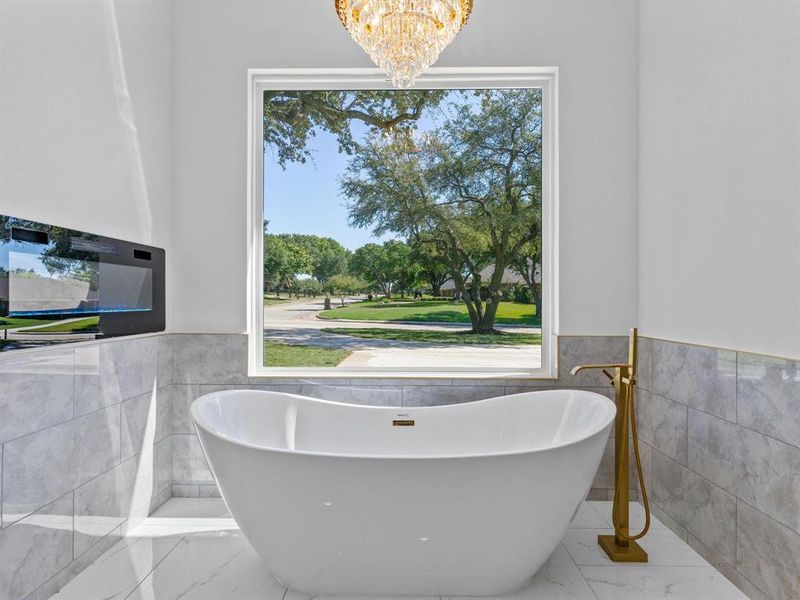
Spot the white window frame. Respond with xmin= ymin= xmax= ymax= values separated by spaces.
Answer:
xmin=247 ymin=67 xmax=559 ymax=379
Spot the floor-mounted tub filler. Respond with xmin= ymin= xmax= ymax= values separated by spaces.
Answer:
xmin=191 ymin=389 xmax=615 ymax=596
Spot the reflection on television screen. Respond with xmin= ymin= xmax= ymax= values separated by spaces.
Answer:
xmin=7 ymin=252 xmax=152 ymax=317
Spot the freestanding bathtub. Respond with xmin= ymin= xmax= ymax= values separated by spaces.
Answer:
xmin=191 ymin=389 xmax=615 ymax=596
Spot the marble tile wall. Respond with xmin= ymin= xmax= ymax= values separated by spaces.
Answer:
xmin=12 ymin=331 xmax=796 ymax=600
xmin=168 ymin=333 xmax=632 ymax=500
xmin=636 ymin=337 xmax=800 ymax=600
xmin=0 ymin=334 xmax=173 ymax=600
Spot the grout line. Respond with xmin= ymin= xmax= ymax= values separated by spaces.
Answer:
xmin=2 ymin=393 xmax=129 ymax=447
xmin=71 ymin=491 xmax=76 ymax=560
xmin=649 ymin=445 xmax=800 ymax=576
xmin=734 ymin=498 xmax=738 ymax=569
xmin=118 ymin=401 xmax=123 ymax=465
xmin=735 ymin=350 xmax=739 ymax=426
xmin=559 ymin=539 xmax=601 ymax=600
xmin=686 ymin=403 xmax=800 ymax=453
xmin=645 ymin=383 xmax=800 ymax=453
xmin=685 ymin=403 xmax=689 ymax=467
xmin=71 ymin=348 xmax=77 ymax=421
xmin=25 ymin=519 xmax=125 ymax=600
xmin=170 ymin=333 xmax=175 ymax=389
xmin=734 ymin=420 xmax=800 ymax=451
xmin=121 ymin=525 xmax=194 ymax=600
xmin=642 ymin=335 xmax=799 ymax=364
xmin=738 ymin=495 xmax=800 ymax=538
xmin=691 ymin=507 xmax=774 ymax=600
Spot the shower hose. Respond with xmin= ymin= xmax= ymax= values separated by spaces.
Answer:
xmin=610 ymin=382 xmax=651 ymax=540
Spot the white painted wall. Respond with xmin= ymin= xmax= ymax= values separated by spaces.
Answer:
xmin=638 ymin=1 xmax=800 ymax=359
xmin=0 ymin=0 xmax=173 ymax=321
xmin=171 ymin=0 xmax=639 ymax=335
xmin=8 ymin=0 xmax=796 ymax=358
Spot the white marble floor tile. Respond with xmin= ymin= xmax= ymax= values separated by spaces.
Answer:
xmin=51 ymin=499 xmax=749 ymax=600
xmin=568 ymin=502 xmax=609 ymax=529
xmin=444 ymin=545 xmax=596 ymax=600
xmin=126 ymin=529 xmax=287 ymax=600
xmin=589 ymin=500 xmax=667 ymax=531
xmin=287 ymin=594 xmax=438 ymax=600
xmin=563 ymin=528 xmax=708 ymax=567
xmin=50 ymin=526 xmax=187 ymax=600
xmin=580 ymin=565 xmax=748 ymax=600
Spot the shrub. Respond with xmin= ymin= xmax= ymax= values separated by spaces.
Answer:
xmin=512 ymin=283 xmax=533 ymax=304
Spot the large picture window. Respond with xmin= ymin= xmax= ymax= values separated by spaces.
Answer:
xmin=248 ymin=69 xmax=557 ymax=378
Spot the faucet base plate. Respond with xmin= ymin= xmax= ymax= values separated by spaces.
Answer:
xmin=597 ymin=534 xmax=648 ymax=562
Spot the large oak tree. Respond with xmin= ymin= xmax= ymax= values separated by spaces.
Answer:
xmin=264 ymin=90 xmax=445 ymax=168
xmin=343 ymin=89 xmax=542 ymax=333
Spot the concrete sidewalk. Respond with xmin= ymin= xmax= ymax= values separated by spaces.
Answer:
xmin=263 ymin=297 xmax=541 ymax=369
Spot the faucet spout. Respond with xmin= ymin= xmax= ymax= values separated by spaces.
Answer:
xmin=569 ymin=363 xmax=629 ymax=376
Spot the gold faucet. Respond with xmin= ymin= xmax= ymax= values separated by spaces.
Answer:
xmin=571 ymin=328 xmax=650 ymax=562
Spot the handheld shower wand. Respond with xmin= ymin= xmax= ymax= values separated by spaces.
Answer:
xmin=571 ymin=328 xmax=651 ymax=562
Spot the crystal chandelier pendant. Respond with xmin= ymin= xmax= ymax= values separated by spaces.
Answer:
xmin=336 ymin=0 xmax=473 ymax=88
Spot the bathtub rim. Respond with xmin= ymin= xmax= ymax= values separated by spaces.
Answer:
xmin=191 ymin=388 xmax=616 ymax=461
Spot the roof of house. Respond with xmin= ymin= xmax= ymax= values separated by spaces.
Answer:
xmin=440 ymin=264 xmax=531 ymax=290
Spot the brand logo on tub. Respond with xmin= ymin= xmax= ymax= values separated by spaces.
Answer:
xmin=393 ymin=413 xmax=414 ymax=427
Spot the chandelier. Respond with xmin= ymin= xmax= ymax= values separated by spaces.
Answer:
xmin=335 ymin=0 xmax=473 ymax=88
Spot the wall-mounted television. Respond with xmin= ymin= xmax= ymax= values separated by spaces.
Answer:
xmin=0 ymin=215 xmax=165 ymax=350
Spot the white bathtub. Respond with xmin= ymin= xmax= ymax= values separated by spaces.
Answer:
xmin=191 ymin=389 xmax=615 ymax=596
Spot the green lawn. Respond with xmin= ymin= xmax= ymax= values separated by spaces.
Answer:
xmin=321 ymin=327 xmax=541 ymax=345
xmin=21 ymin=317 xmax=100 ymax=334
xmin=317 ymin=300 xmax=538 ymax=325
xmin=0 ymin=317 xmax=60 ymax=331
xmin=264 ymin=340 xmax=351 ymax=367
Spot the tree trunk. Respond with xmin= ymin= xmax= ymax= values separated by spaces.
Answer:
xmin=473 ymin=298 xmax=500 ymax=333
xmin=465 ymin=284 xmax=487 ymax=333
xmin=470 ymin=259 xmax=507 ymax=333
xmin=452 ymin=279 xmax=481 ymax=331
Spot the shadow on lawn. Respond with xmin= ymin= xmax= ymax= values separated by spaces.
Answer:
xmin=265 ymin=328 xmax=539 ymax=351
xmin=319 ymin=300 xmax=539 ymax=325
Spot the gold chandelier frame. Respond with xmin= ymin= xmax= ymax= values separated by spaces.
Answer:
xmin=335 ymin=0 xmax=473 ymax=30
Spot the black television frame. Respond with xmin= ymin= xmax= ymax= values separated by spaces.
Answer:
xmin=0 ymin=215 xmax=165 ymax=349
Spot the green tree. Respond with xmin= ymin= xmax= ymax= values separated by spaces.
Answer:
xmin=288 ymin=234 xmax=349 ymax=283
xmin=296 ymin=278 xmax=323 ymax=298
xmin=349 ymin=240 xmax=414 ymax=298
xmin=325 ymin=274 xmax=366 ymax=306
xmin=408 ymin=242 xmax=450 ymax=296
xmin=508 ymin=238 xmax=541 ymax=316
xmin=343 ymin=89 xmax=542 ymax=333
xmin=264 ymin=90 xmax=446 ymax=168
xmin=263 ymin=234 xmax=312 ymax=296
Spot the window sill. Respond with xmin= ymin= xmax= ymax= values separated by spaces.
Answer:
xmin=247 ymin=367 xmax=557 ymax=381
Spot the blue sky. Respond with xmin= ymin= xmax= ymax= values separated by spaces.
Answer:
xmin=263 ymin=91 xmax=472 ymax=251
xmin=263 ymin=119 xmax=393 ymax=251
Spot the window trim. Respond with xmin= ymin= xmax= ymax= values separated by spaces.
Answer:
xmin=247 ymin=67 xmax=559 ymax=379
